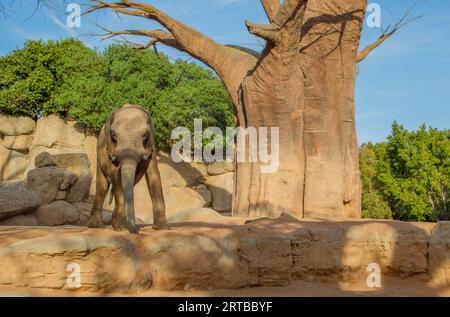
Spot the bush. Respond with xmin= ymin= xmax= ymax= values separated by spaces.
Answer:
xmin=360 ymin=123 xmax=450 ymax=222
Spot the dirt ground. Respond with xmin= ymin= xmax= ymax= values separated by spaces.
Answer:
xmin=1 ymin=276 xmax=449 ymax=297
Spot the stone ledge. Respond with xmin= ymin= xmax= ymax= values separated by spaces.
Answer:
xmin=0 ymin=217 xmax=448 ymax=294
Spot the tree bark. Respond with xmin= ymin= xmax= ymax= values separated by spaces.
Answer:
xmin=299 ymin=0 xmax=367 ymax=219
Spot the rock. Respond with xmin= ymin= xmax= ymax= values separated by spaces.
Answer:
xmin=35 ymin=151 xmax=56 ymax=168
xmin=73 ymin=202 xmax=113 ymax=226
xmin=32 ymin=115 xmax=86 ymax=149
xmin=192 ymin=184 xmax=212 ymax=207
xmin=0 ymin=180 xmax=24 ymax=188
xmin=0 ymin=186 xmax=41 ymax=221
xmin=207 ymin=162 xmax=234 ymax=176
xmin=60 ymin=171 xmax=78 ymax=191
xmin=428 ymin=222 xmax=450 ymax=286
xmin=167 ymin=208 xmax=224 ymax=223
xmin=0 ymin=214 xmax=38 ymax=226
xmin=26 ymin=167 xmax=65 ymax=204
xmin=25 ymin=146 xmax=73 ymax=176
xmin=205 ymin=173 xmax=234 ymax=212
xmin=33 ymin=201 xmax=80 ymax=226
xmin=189 ymin=162 xmax=208 ymax=178
xmin=53 ymin=153 xmax=92 ymax=203
xmin=0 ymin=145 xmax=28 ymax=182
xmin=0 ymin=135 xmax=33 ymax=153
xmin=158 ymin=153 xmax=204 ymax=188
xmin=165 ymin=187 xmax=211 ymax=216
xmin=55 ymin=191 xmax=67 ymax=201
xmin=0 ymin=114 xmax=35 ymax=136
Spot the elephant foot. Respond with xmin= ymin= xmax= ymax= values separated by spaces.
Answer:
xmin=112 ymin=217 xmax=127 ymax=231
xmin=153 ymin=221 xmax=171 ymax=231
xmin=87 ymin=216 xmax=105 ymax=229
xmin=128 ymin=222 xmax=140 ymax=234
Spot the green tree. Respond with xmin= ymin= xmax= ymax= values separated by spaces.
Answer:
xmin=360 ymin=123 xmax=450 ymax=222
xmin=359 ymin=143 xmax=393 ymax=220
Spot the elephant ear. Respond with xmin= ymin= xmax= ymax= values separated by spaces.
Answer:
xmin=104 ymin=109 xmax=118 ymax=156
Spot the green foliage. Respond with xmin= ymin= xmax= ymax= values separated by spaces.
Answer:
xmin=360 ymin=143 xmax=393 ymax=220
xmin=0 ymin=39 xmax=234 ymax=151
xmin=360 ymin=123 xmax=450 ymax=222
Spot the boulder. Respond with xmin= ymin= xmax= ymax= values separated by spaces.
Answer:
xmin=35 ymin=151 xmax=56 ymax=168
xmin=207 ymin=162 xmax=234 ymax=176
xmin=55 ymin=190 xmax=67 ymax=201
xmin=158 ymin=153 xmax=204 ymax=188
xmin=0 ymin=145 xmax=28 ymax=182
xmin=205 ymin=173 xmax=234 ymax=212
xmin=428 ymin=222 xmax=450 ymax=286
xmin=165 ymin=187 xmax=211 ymax=215
xmin=0 ymin=186 xmax=41 ymax=221
xmin=26 ymin=167 xmax=65 ymax=204
xmin=0 ymin=180 xmax=24 ymax=188
xmin=0 ymin=214 xmax=38 ymax=226
xmin=0 ymin=114 xmax=35 ymax=136
xmin=25 ymin=146 xmax=73 ymax=175
xmin=0 ymin=135 xmax=33 ymax=153
xmin=191 ymin=184 xmax=212 ymax=207
xmin=32 ymin=115 xmax=86 ymax=149
xmin=33 ymin=201 xmax=80 ymax=226
xmin=167 ymin=208 xmax=224 ymax=223
xmin=60 ymin=171 xmax=78 ymax=191
xmin=73 ymin=202 xmax=113 ymax=226
xmin=53 ymin=153 xmax=92 ymax=203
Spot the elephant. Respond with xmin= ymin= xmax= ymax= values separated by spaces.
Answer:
xmin=87 ymin=104 xmax=169 ymax=234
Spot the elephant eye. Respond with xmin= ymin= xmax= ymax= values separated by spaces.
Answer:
xmin=110 ymin=130 xmax=117 ymax=146
xmin=143 ymin=131 xmax=150 ymax=146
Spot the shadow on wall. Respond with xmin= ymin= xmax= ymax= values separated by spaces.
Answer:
xmin=0 ymin=142 xmax=25 ymax=183
xmin=242 ymin=215 xmax=450 ymax=296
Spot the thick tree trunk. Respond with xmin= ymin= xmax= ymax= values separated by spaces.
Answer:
xmin=300 ymin=0 xmax=366 ymax=219
xmin=233 ymin=0 xmax=366 ymax=219
xmin=233 ymin=1 xmax=306 ymax=218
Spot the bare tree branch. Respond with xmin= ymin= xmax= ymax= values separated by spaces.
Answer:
xmin=247 ymin=0 xmax=308 ymax=42
xmin=357 ymin=9 xmax=424 ymax=63
xmin=92 ymin=24 xmax=184 ymax=51
xmin=84 ymin=0 xmax=258 ymax=107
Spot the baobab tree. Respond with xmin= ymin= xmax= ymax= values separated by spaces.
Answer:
xmin=85 ymin=0 xmax=413 ymax=220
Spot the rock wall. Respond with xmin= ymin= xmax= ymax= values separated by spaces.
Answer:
xmin=0 ymin=217 xmax=448 ymax=294
xmin=0 ymin=113 xmax=234 ymax=221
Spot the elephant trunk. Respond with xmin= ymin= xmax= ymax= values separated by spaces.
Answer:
xmin=121 ymin=158 xmax=139 ymax=234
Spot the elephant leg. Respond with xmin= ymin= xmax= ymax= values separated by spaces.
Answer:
xmin=111 ymin=178 xmax=127 ymax=231
xmin=146 ymin=155 xmax=169 ymax=230
xmin=87 ymin=164 xmax=109 ymax=228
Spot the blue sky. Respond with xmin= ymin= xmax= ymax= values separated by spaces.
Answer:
xmin=0 ymin=0 xmax=449 ymax=144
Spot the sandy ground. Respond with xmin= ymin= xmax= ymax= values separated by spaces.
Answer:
xmin=1 ymin=277 xmax=449 ymax=297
